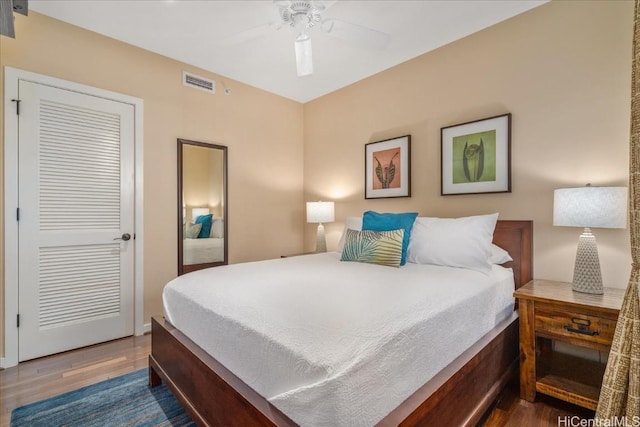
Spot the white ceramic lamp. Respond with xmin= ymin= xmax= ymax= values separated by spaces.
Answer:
xmin=553 ymin=185 xmax=627 ymax=294
xmin=306 ymin=201 xmax=334 ymax=253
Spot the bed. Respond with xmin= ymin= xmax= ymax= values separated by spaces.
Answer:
xmin=181 ymin=217 xmax=226 ymax=273
xmin=183 ymin=237 xmax=225 ymax=265
xmin=150 ymin=219 xmax=533 ymax=426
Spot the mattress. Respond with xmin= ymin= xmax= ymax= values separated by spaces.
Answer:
xmin=163 ymin=252 xmax=515 ymax=426
xmin=182 ymin=237 xmax=224 ymax=265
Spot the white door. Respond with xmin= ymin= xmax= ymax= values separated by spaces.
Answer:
xmin=17 ymin=80 xmax=135 ymax=361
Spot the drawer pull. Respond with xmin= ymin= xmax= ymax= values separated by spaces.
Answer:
xmin=571 ymin=317 xmax=591 ymax=327
xmin=564 ymin=325 xmax=599 ymax=336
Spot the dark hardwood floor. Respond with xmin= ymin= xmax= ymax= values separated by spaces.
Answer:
xmin=481 ymin=382 xmax=594 ymax=427
xmin=0 ymin=334 xmax=595 ymax=426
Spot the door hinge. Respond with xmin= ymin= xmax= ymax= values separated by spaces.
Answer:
xmin=17 ymin=314 xmax=20 ymax=328
xmin=11 ymin=99 xmax=21 ymax=115
xmin=16 ymin=207 xmax=20 ymax=221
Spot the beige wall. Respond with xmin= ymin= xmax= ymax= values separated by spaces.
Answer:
xmin=182 ymin=145 xmax=224 ymax=220
xmin=303 ymin=1 xmax=633 ymax=288
xmin=0 ymin=12 xmax=304 ymax=357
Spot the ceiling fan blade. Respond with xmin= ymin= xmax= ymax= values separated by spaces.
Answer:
xmin=295 ymin=33 xmax=313 ymax=77
xmin=321 ymin=18 xmax=390 ymax=50
xmin=216 ymin=22 xmax=281 ymax=46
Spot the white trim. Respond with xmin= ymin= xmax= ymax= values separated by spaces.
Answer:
xmin=0 ymin=357 xmax=5 ymax=369
xmin=143 ymin=322 xmax=151 ymax=334
xmin=134 ymin=84 xmax=145 ymax=337
xmin=3 ymin=67 xmax=144 ymax=367
xmin=4 ymin=67 xmax=20 ymax=368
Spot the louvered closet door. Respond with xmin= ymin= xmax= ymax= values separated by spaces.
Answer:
xmin=18 ymin=80 xmax=135 ymax=361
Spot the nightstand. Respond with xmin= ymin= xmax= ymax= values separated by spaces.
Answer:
xmin=513 ymin=279 xmax=624 ymax=410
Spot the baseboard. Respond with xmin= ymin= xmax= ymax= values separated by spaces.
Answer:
xmin=0 ymin=326 xmax=150 ymax=369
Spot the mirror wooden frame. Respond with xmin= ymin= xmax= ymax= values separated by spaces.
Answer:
xmin=177 ymin=138 xmax=228 ymax=275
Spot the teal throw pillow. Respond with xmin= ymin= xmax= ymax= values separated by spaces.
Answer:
xmin=195 ymin=214 xmax=213 ymax=238
xmin=340 ymin=228 xmax=404 ymax=267
xmin=361 ymin=211 xmax=418 ymax=265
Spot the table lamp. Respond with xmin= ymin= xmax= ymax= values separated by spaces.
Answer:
xmin=553 ymin=185 xmax=627 ymax=294
xmin=191 ymin=207 xmax=210 ymax=222
xmin=306 ymin=201 xmax=335 ymax=253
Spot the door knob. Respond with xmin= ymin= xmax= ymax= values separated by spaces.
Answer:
xmin=114 ymin=233 xmax=131 ymax=241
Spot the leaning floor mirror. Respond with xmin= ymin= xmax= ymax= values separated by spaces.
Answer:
xmin=178 ymin=138 xmax=228 ymax=274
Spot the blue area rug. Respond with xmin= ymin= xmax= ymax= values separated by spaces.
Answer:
xmin=11 ymin=369 xmax=194 ymax=427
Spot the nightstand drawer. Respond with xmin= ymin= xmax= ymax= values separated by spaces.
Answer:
xmin=534 ymin=307 xmax=616 ymax=347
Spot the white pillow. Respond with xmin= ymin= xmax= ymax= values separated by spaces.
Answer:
xmin=336 ymin=216 xmax=363 ymax=253
xmin=489 ymin=243 xmax=512 ymax=264
xmin=406 ymin=213 xmax=499 ymax=272
xmin=210 ymin=218 xmax=224 ymax=238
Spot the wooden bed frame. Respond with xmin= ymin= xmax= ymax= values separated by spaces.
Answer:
xmin=149 ymin=220 xmax=533 ymax=426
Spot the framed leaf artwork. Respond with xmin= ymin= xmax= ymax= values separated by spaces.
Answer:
xmin=365 ymin=135 xmax=411 ymax=199
xmin=441 ymin=113 xmax=511 ymax=195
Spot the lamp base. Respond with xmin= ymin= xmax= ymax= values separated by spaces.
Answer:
xmin=572 ymin=228 xmax=604 ymax=294
xmin=315 ymin=223 xmax=327 ymax=253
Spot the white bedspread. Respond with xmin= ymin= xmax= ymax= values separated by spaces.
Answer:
xmin=182 ymin=237 xmax=224 ymax=265
xmin=163 ymin=252 xmax=514 ymax=427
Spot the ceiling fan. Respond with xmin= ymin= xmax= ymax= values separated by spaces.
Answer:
xmin=220 ymin=0 xmax=390 ymax=77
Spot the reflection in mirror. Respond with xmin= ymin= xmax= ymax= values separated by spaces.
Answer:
xmin=178 ymin=139 xmax=228 ymax=275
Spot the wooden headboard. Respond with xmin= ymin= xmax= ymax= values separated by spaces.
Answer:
xmin=493 ymin=220 xmax=533 ymax=289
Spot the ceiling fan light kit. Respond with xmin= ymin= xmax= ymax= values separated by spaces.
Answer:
xmin=278 ymin=1 xmax=324 ymax=28
xmin=277 ymin=1 xmax=323 ymax=77
xmin=295 ymin=32 xmax=313 ymax=76
xmin=223 ymin=0 xmax=389 ymax=77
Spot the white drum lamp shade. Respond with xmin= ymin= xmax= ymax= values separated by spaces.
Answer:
xmin=553 ymin=186 xmax=627 ymax=294
xmin=306 ymin=201 xmax=335 ymax=253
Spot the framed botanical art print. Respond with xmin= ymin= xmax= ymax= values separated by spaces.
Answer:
xmin=441 ymin=113 xmax=511 ymax=196
xmin=365 ymin=135 xmax=411 ymax=199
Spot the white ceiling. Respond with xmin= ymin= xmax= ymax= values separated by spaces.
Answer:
xmin=29 ymin=0 xmax=547 ymax=103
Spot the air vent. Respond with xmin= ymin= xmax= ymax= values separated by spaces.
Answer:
xmin=182 ymin=71 xmax=216 ymax=94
